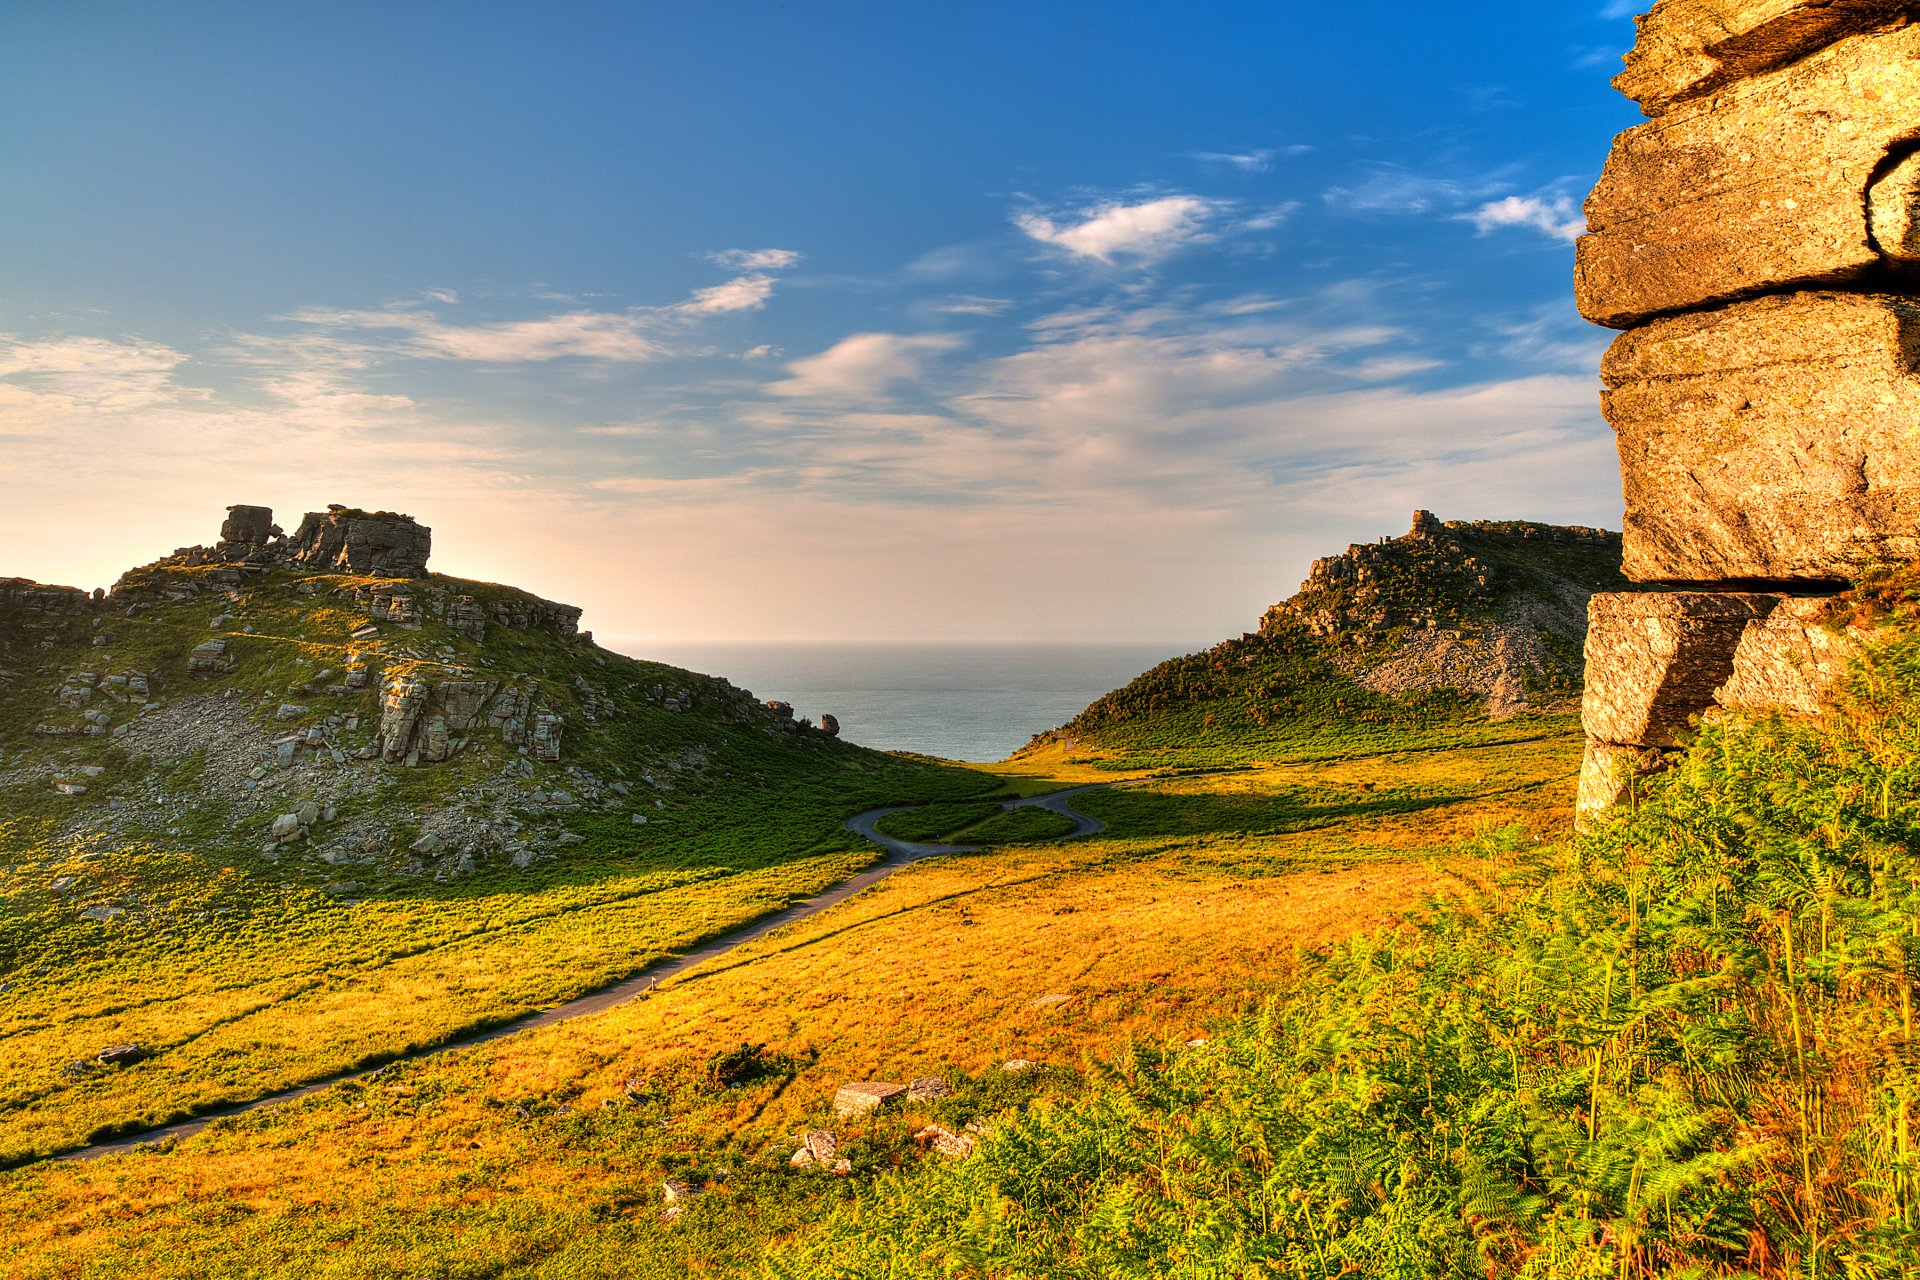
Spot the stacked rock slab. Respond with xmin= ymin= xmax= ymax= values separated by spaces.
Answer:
xmin=1574 ymin=0 xmax=1918 ymax=818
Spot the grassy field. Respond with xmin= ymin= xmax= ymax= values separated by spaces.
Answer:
xmin=0 ymin=563 xmax=998 ymax=1164
xmin=0 ymin=730 xmax=1584 ymax=1277
xmin=780 ymin=632 xmax=1920 ymax=1278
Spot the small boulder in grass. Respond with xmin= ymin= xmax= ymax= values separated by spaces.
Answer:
xmin=907 ymin=1076 xmax=950 ymax=1102
xmin=913 ymin=1124 xmax=978 ymax=1158
xmin=790 ymin=1129 xmax=838 ymax=1167
xmin=999 ymin=1059 xmax=1038 ymax=1075
xmin=97 ymin=1044 xmax=146 ymax=1066
xmin=833 ymin=1081 xmax=906 ymax=1117
xmin=661 ymin=1179 xmax=697 ymax=1204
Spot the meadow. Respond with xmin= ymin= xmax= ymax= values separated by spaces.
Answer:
xmin=0 ymin=730 xmax=1583 ymax=1277
xmin=0 ymin=564 xmax=997 ymax=1164
xmin=784 ymin=635 xmax=1920 ymax=1277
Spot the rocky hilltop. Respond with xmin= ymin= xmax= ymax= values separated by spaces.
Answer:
xmin=1041 ymin=511 xmax=1628 ymax=762
xmin=0 ymin=504 xmax=847 ymax=883
xmin=1571 ymin=0 xmax=1920 ymax=815
xmin=1261 ymin=511 xmax=1625 ymax=719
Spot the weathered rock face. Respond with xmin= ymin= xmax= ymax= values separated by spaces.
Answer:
xmin=1582 ymin=592 xmax=1779 ymax=748
xmin=1614 ymin=0 xmax=1912 ymax=117
xmin=286 ymin=507 xmax=432 ymax=578
xmin=1576 ymin=3 xmax=1918 ymax=817
xmin=1579 ymin=591 xmax=1866 ymax=812
xmin=1714 ymin=595 xmax=1862 ymax=714
xmin=1601 ymin=293 xmax=1920 ymax=582
xmin=378 ymin=672 xmax=554 ymax=765
xmin=219 ymin=505 xmax=279 ymax=547
xmin=1578 ymin=23 xmax=1920 ymax=328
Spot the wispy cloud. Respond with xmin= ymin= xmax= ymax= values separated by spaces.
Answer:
xmin=766 ymin=332 xmax=966 ymax=401
xmin=931 ymin=296 xmax=1013 ymax=316
xmin=289 ymin=305 xmax=672 ymax=362
xmin=1191 ymin=149 xmax=1276 ymax=173
xmin=1464 ymin=194 xmax=1586 ymax=243
xmin=1015 ymin=195 xmax=1227 ymax=263
xmin=676 ymin=273 xmax=779 ymax=316
xmin=0 ymin=335 xmax=200 ymax=415
xmin=706 ymin=248 xmax=803 ymax=271
xmin=1324 ymin=164 xmax=1510 ymax=215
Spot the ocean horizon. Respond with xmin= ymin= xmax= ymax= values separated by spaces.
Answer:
xmin=613 ymin=640 xmax=1195 ymax=763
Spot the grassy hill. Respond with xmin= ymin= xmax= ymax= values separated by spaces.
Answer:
xmin=1035 ymin=512 xmax=1630 ymax=768
xmin=776 ymin=601 xmax=1920 ymax=1279
xmin=1 ymin=728 xmax=1585 ymax=1277
xmin=0 ymin=512 xmax=993 ymax=1162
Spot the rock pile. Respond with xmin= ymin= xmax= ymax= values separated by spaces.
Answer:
xmin=155 ymin=503 xmax=433 ymax=578
xmin=1573 ymin=0 xmax=1914 ymax=816
xmin=284 ymin=506 xmax=432 ymax=578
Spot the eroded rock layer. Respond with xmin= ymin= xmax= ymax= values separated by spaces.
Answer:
xmin=1575 ymin=1 xmax=1919 ymax=818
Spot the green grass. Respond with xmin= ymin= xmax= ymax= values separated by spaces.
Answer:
xmin=872 ymin=802 xmax=1007 ymax=842
xmin=0 ymin=735 xmax=1578 ymax=1278
xmin=0 ymin=561 xmax=1001 ymax=1163
xmin=947 ymin=806 xmax=1078 ymax=844
xmin=775 ymin=631 xmax=1920 ymax=1277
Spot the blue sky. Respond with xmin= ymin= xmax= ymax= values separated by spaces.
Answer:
xmin=0 ymin=1 xmax=1646 ymax=645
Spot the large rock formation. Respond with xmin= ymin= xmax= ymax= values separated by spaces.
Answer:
xmin=1574 ymin=0 xmax=1911 ymax=818
xmin=1601 ymin=292 xmax=1920 ymax=582
xmin=1580 ymin=21 xmax=1920 ymax=328
xmin=285 ymin=507 xmax=432 ymax=578
xmin=1258 ymin=512 xmax=1625 ymax=718
xmin=144 ymin=503 xmax=432 ymax=578
xmin=1613 ymin=0 xmax=1912 ymax=115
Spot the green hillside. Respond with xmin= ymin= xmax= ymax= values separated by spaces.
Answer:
xmin=0 ymin=510 xmax=990 ymax=1162
xmin=776 ymin=579 xmax=1920 ymax=1278
xmin=1039 ymin=512 xmax=1631 ymax=767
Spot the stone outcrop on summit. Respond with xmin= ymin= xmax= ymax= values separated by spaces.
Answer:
xmin=1574 ymin=0 xmax=1916 ymax=816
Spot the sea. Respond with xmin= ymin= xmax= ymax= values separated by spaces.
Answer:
xmin=624 ymin=642 xmax=1192 ymax=763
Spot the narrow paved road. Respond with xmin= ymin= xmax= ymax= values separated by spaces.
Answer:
xmin=52 ymin=783 xmax=1125 ymax=1164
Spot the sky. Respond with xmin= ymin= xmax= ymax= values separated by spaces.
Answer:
xmin=0 ymin=1 xmax=1648 ymax=648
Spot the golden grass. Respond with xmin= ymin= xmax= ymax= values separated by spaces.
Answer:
xmin=0 ymin=733 xmax=1583 ymax=1277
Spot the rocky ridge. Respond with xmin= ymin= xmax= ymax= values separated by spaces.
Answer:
xmin=1572 ymin=0 xmax=1920 ymax=816
xmin=0 ymin=504 xmax=843 ymax=885
xmin=1046 ymin=511 xmax=1628 ymax=758
xmin=1260 ymin=511 xmax=1626 ymax=719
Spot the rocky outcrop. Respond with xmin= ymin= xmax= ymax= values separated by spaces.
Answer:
xmin=286 ymin=507 xmax=431 ymax=578
xmin=1574 ymin=6 xmax=1913 ymax=817
xmin=1601 ymin=293 xmax=1920 ymax=582
xmin=1261 ymin=512 xmax=1625 ymax=718
xmin=1614 ymin=0 xmax=1913 ymax=117
xmin=378 ymin=672 xmax=557 ymax=766
xmin=1580 ymin=23 xmax=1920 ymax=328
xmin=219 ymin=505 xmax=280 ymax=547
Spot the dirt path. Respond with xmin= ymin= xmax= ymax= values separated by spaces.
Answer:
xmin=51 ymin=784 xmax=1123 ymax=1164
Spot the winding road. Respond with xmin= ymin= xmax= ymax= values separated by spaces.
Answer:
xmin=52 ymin=785 xmax=1123 ymax=1164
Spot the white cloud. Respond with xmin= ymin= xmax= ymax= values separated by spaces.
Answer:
xmin=1192 ymin=149 xmax=1275 ymax=173
xmin=1464 ymin=194 xmax=1586 ymax=243
xmin=766 ymin=332 xmax=966 ymax=401
xmin=1015 ymin=195 xmax=1225 ymax=263
xmin=289 ymin=306 xmax=670 ymax=362
xmin=0 ymin=335 xmax=199 ymax=414
xmin=1324 ymin=165 xmax=1509 ymax=215
xmin=932 ymin=296 xmax=1012 ymax=316
xmin=676 ymin=273 xmax=778 ymax=316
xmin=706 ymin=248 xmax=803 ymax=271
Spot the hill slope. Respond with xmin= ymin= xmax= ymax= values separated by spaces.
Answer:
xmin=0 ymin=503 xmax=988 ymax=1161
xmin=1038 ymin=511 xmax=1630 ymax=765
